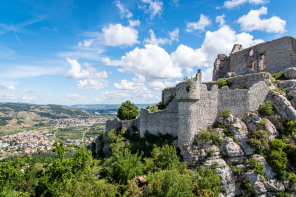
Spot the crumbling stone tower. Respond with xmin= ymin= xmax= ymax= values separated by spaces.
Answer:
xmin=176 ymin=69 xmax=202 ymax=146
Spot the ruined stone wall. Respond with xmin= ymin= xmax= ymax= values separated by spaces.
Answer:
xmin=229 ymin=36 xmax=296 ymax=76
xmin=139 ymin=98 xmax=179 ymax=137
xmin=106 ymin=118 xmax=139 ymax=132
xmin=162 ymin=87 xmax=176 ymax=104
xmin=213 ymin=36 xmax=296 ymax=80
xmin=227 ymin=72 xmax=271 ymax=89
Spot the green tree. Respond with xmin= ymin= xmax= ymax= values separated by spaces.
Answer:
xmin=117 ymin=100 xmax=139 ymax=120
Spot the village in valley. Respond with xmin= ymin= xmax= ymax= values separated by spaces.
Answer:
xmin=0 ymin=108 xmax=110 ymax=159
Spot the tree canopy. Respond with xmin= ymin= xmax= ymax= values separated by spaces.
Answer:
xmin=117 ymin=100 xmax=139 ymax=120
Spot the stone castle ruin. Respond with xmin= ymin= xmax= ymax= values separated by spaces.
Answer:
xmin=102 ymin=36 xmax=296 ymax=196
xmin=107 ymin=36 xmax=296 ymax=148
xmin=213 ymin=36 xmax=296 ymax=81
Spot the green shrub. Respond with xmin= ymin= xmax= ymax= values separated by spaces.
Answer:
xmin=283 ymin=119 xmax=296 ymax=135
xmin=270 ymin=139 xmax=285 ymax=151
xmin=117 ymin=100 xmax=139 ymax=120
xmin=247 ymin=130 xmax=269 ymax=154
xmin=258 ymin=101 xmax=273 ymax=116
xmin=144 ymin=145 xmax=185 ymax=173
xmin=186 ymin=85 xmax=190 ymax=92
xmin=197 ymin=130 xmax=222 ymax=146
xmin=217 ymin=78 xmax=230 ymax=88
xmin=272 ymin=72 xmax=287 ymax=80
xmin=268 ymin=150 xmax=288 ymax=175
xmin=146 ymin=105 xmax=158 ymax=112
xmin=284 ymin=143 xmax=296 ymax=167
xmin=250 ymin=158 xmax=265 ymax=176
xmin=145 ymin=169 xmax=193 ymax=197
xmin=220 ymin=108 xmax=231 ymax=118
xmin=197 ymin=166 xmax=221 ymax=196
xmin=231 ymin=166 xmax=243 ymax=175
xmin=258 ymin=119 xmax=267 ymax=129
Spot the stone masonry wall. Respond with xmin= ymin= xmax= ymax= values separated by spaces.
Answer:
xmin=106 ymin=118 xmax=139 ymax=133
xmin=178 ymin=84 xmax=218 ymax=145
xmin=162 ymin=87 xmax=176 ymax=104
xmin=217 ymin=87 xmax=249 ymax=118
xmin=213 ymin=36 xmax=296 ymax=80
xmin=139 ymin=98 xmax=179 ymax=137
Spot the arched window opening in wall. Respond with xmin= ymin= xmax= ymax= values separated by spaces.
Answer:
xmin=251 ymin=60 xmax=256 ymax=71
xmin=249 ymin=49 xmax=254 ymax=56
xmin=259 ymin=53 xmax=266 ymax=70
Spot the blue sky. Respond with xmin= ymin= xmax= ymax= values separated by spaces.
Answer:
xmin=0 ymin=0 xmax=295 ymax=105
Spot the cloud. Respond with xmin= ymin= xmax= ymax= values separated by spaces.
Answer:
xmin=0 ymin=16 xmax=45 ymax=36
xmin=115 ymin=0 xmax=133 ymax=19
xmin=102 ymin=24 xmax=139 ymax=47
xmin=144 ymin=28 xmax=179 ymax=45
xmin=223 ymin=0 xmax=268 ymax=9
xmin=216 ymin=14 xmax=225 ymax=27
xmin=148 ymin=80 xmax=176 ymax=90
xmin=129 ymin=20 xmax=141 ymax=27
xmin=186 ymin=14 xmax=211 ymax=32
xmin=78 ymin=39 xmax=93 ymax=48
xmin=103 ymin=25 xmax=262 ymax=84
xmin=0 ymin=84 xmax=17 ymax=91
xmin=66 ymin=58 xmax=90 ymax=79
xmin=169 ymin=0 xmax=179 ymax=7
xmin=179 ymin=25 xmax=263 ymax=68
xmin=77 ymin=79 xmax=108 ymax=90
xmin=140 ymin=0 xmax=163 ymax=19
xmin=237 ymin=7 xmax=286 ymax=33
xmin=102 ymin=44 xmax=182 ymax=81
xmin=66 ymin=59 xmax=108 ymax=90
xmin=0 ymin=64 xmax=64 ymax=79
xmin=66 ymin=93 xmax=85 ymax=102
xmin=96 ymin=80 xmax=160 ymax=104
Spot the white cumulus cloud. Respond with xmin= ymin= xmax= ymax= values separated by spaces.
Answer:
xmin=102 ymin=24 xmax=139 ymax=47
xmin=216 ymin=15 xmax=225 ymax=27
xmin=144 ymin=28 xmax=179 ymax=45
xmin=66 ymin=59 xmax=108 ymax=90
xmin=140 ymin=0 xmax=163 ymax=19
xmin=102 ymin=44 xmax=182 ymax=81
xmin=103 ymin=25 xmax=263 ymax=84
xmin=186 ymin=14 xmax=211 ymax=32
xmin=115 ymin=0 xmax=133 ymax=19
xmin=223 ymin=0 xmax=268 ymax=9
xmin=237 ymin=7 xmax=286 ymax=33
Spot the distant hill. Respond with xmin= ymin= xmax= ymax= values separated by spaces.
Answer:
xmin=0 ymin=103 xmax=92 ymax=134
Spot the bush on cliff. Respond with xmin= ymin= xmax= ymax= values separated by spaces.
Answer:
xmin=117 ymin=100 xmax=139 ymax=120
xmin=258 ymin=101 xmax=273 ymax=116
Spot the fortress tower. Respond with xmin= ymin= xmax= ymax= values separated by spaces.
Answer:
xmin=176 ymin=70 xmax=202 ymax=146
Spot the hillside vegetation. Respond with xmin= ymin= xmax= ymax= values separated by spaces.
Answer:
xmin=0 ymin=103 xmax=91 ymax=135
xmin=0 ymin=130 xmax=221 ymax=196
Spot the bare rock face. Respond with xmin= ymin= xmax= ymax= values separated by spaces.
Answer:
xmin=243 ymin=171 xmax=267 ymax=195
xmin=271 ymin=92 xmax=296 ymax=121
xmin=204 ymin=158 xmax=240 ymax=196
xmin=217 ymin=115 xmax=254 ymax=155
xmin=264 ymin=179 xmax=285 ymax=192
xmin=244 ymin=112 xmax=279 ymax=141
xmin=252 ymin=154 xmax=276 ymax=179
xmin=220 ymin=137 xmax=244 ymax=158
xmin=283 ymin=67 xmax=296 ymax=79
